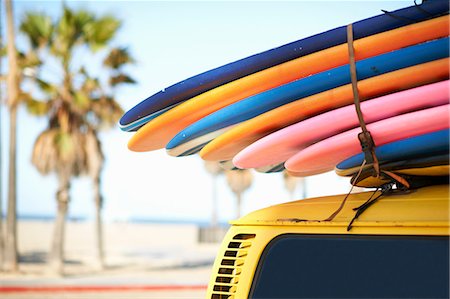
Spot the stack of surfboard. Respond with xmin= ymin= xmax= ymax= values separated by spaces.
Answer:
xmin=121 ymin=1 xmax=450 ymax=188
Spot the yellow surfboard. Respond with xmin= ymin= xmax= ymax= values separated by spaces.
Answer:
xmin=348 ymin=166 xmax=450 ymax=188
xmin=335 ymin=163 xmax=450 ymax=177
xmin=128 ymin=16 xmax=449 ymax=152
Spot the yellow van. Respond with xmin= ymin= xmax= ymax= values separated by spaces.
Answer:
xmin=206 ymin=184 xmax=449 ymax=299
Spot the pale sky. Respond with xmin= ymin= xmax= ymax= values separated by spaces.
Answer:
xmin=1 ymin=1 xmax=412 ymax=223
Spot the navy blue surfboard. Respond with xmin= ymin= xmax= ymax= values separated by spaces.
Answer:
xmin=336 ymin=129 xmax=450 ymax=171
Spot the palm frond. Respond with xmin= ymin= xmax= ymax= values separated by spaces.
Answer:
xmin=109 ymin=73 xmax=136 ymax=86
xmin=89 ymin=96 xmax=124 ymax=129
xmin=17 ymin=50 xmax=41 ymax=71
xmin=204 ymin=161 xmax=223 ymax=176
xmin=84 ymin=15 xmax=121 ymax=51
xmin=103 ymin=47 xmax=134 ymax=69
xmin=81 ymin=77 xmax=100 ymax=93
xmin=73 ymin=90 xmax=90 ymax=111
xmin=32 ymin=128 xmax=89 ymax=176
xmin=226 ymin=169 xmax=253 ymax=194
xmin=58 ymin=6 xmax=76 ymax=41
xmin=32 ymin=129 xmax=59 ymax=175
xmin=36 ymin=78 xmax=58 ymax=95
xmin=55 ymin=131 xmax=77 ymax=163
xmin=53 ymin=6 xmax=87 ymax=55
xmin=20 ymin=12 xmax=53 ymax=49
xmin=74 ymin=9 xmax=95 ymax=33
xmin=25 ymin=96 xmax=50 ymax=116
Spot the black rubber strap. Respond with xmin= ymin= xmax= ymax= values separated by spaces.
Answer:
xmin=347 ymin=186 xmax=390 ymax=231
xmin=347 ymin=24 xmax=380 ymax=177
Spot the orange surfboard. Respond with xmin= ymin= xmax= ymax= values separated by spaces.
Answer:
xmin=128 ymin=16 xmax=449 ymax=152
xmin=200 ymin=58 xmax=450 ymax=161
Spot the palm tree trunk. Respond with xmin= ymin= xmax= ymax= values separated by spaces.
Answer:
xmin=48 ymin=174 xmax=70 ymax=275
xmin=211 ymin=174 xmax=218 ymax=228
xmin=236 ymin=192 xmax=242 ymax=219
xmin=4 ymin=0 xmax=20 ymax=272
xmin=0 ymin=88 xmax=3 ymax=270
xmin=289 ymin=190 xmax=295 ymax=202
xmin=4 ymin=105 xmax=18 ymax=271
xmin=300 ymin=178 xmax=307 ymax=199
xmin=0 ymin=117 xmax=3 ymax=270
xmin=93 ymin=175 xmax=104 ymax=270
xmin=0 ymin=164 xmax=3 ymax=270
xmin=0 ymin=0 xmax=4 ymax=269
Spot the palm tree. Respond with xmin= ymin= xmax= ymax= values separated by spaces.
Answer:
xmin=68 ymin=47 xmax=133 ymax=270
xmin=20 ymin=6 xmax=134 ymax=274
xmin=225 ymin=169 xmax=253 ymax=219
xmin=0 ymin=0 xmax=4 ymax=268
xmin=204 ymin=161 xmax=223 ymax=228
xmin=84 ymin=128 xmax=105 ymax=270
xmin=32 ymin=129 xmax=87 ymax=273
xmin=4 ymin=0 xmax=20 ymax=272
xmin=1 ymin=0 xmax=45 ymax=271
xmin=283 ymin=171 xmax=307 ymax=201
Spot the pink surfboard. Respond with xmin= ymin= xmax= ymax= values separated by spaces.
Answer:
xmin=233 ymin=81 xmax=449 ymax=169
xmin=284 ymin=104 xmax=450 ymax=176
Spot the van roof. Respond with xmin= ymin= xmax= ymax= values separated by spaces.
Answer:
xmin=232 ymin=184 xmax=449 ymax=229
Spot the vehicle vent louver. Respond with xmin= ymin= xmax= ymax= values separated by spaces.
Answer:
xmin=211 ymin=233 xmax=256 ymax=299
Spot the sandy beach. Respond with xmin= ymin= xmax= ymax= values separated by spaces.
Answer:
xmin=0 ymin=220 xmax=225 ymax=299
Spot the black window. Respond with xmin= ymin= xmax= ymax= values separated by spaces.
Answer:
xmin=250 ymin=234 xmax=449 ymax=298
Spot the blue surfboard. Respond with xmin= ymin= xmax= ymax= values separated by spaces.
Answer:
xmin=347 ymin=153 xmax=449 ymax=176
xmin=166 ymin=38 xmax=449 ymax=156
xmin=119 ymin=1 xmax=449 ymax=132
xmin=379 ymin=154 xmax=450 ymax=171
xmin=336 ymin=129 xmax=450 ymax=171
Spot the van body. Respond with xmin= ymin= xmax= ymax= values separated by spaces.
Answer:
xmin=206 ymin=184 xmax=449 ymax=299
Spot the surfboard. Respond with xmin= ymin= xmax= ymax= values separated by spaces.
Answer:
xmin=284 ymin=104 xmax=450 ymax=176
xmin=119 ymin=1 xmax=449 ymax=132
xmin=287 ymin=153 xmax=450 ymax=178
xmin=219 ymin=160 xmax=240 ymax=171
xmin=336 ymin=153 xmax=450 ymax=177
xmin=335 ymin=129 xmax=450 ymax=175
xmin=350 ymin=169 xmax=449 ymax=188
xmin=219 ymin=161 xmax=287 ymax=174
xmin=255 ymin=163 xmax=286 ymax=174
xmin=127 ymin=37 xmax=449 ymax=153
xmin=395 ymin=165 xmax=449 ymax=177
xmin=231 ymin=81 xmax=449 ymax=169
xmin=200 ymin=58 xmax=450 ymax=161
xmin=165 ymin=39 xmax=449 ymax=156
